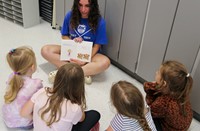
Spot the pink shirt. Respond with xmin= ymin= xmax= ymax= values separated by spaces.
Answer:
xmin=31 ymin=88 xmax=82 ymax=131
xmin=2 ymin=75 xmax=43 ymax=128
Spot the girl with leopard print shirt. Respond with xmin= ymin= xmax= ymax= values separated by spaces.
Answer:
xmin=144 ymin=60 xmax=193 ymax=131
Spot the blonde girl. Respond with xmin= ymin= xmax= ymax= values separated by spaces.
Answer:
xmin=107 ymin=81 xmax=157 ymax=131
xmin=21 ymin=63 xmax=100 ymax=131
xmin=144 ymin=60 xmax=193 ymax=131
xmin=2 ymin=46 xmax=43 ymax=129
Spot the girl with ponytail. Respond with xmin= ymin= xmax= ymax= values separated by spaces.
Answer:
xmin=3 ymin=46 xmax=42 ymax=129
xmin=144 ymin=60 xmax=193 ymax=131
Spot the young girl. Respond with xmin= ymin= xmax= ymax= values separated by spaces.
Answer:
xmin=106 ymin=81 xmax=157 ymax=131
xmin=144 ymin=60 xmax=193 ymax=131
xmin=2 ymin=46 xmax=43 ymax=129
xmin=20 ymin=63 xmax=100 ymax=131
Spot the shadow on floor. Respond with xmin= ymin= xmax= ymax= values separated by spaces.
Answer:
xmin=39 ymin=62 xmax=56 ymax=75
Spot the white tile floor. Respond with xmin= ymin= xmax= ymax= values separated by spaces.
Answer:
xmin=0 ymin=18 xmax=200 ymax=131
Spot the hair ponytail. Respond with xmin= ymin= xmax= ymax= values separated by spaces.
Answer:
xmin=4 ymin=74 xmax=23 ymax=103
xmin=5 ymin=46 xmax=36 ymax=103
xmin=160 ymin=60 xmax=193 ymax=116
xmin=137 ymin=115 xmax=151 ymax=131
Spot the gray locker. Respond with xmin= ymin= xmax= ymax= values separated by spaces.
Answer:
xmin=0 ymin=0 xmax=40 ymax=28
xmin=55 ymin=0 xmax=73 ymax=28
xmin=136 ymin=0 xmax=178 ymax=81
xmin=118 ymin=0 xmax=148 ymax=72
xmin=164 ymin=0 xmax=200 ymax=72
xmin=98 ymin=0 xmax=106 ymax=18
xmin=191 ymin=47 xmax=200 ymax=121
xmin=103 ymin=0 xmax=125 ymax=61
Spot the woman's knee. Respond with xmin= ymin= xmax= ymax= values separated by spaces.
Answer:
xmin=101 ymin=56 xmax=110 ymax=70
xmin=41 ymin=45 xmax=50 ymax=58
xmin=41 ymin=45 xmax=60 ymax=58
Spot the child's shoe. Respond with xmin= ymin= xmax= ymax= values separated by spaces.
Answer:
xmin=85 ymin=76 xmax=92 ymax=84
xmin=48 ymin=70 xmax=58 ymax=84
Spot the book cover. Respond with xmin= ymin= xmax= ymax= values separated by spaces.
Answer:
xmin=60 ymin=40 xmax=93 ymax=62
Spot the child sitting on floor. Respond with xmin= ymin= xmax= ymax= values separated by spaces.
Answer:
xmin=144 ymin=60 xmax=193 ymax=131
xmin=21 ymin=63 xmax=100 ymax=131
xmin=2 ymin=46 xmax=43 ymax=129
xmin=107 ymin=80 xmax=157 ymax=131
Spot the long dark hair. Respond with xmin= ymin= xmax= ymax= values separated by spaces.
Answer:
xmin=70 ymin=0 xmax=101 ymax=31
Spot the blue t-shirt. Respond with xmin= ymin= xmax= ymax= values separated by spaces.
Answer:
xmin=61 ymin=11 xmax=108 ymax=45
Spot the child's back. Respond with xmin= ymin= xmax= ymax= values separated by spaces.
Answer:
xmin=31 ymin=88 xmax=83 ymax=131
xmin=107 ymin=80 xmax=157 ymax=131
xmin=110 ymin=108 xmax=156 ymax=131
xmin=21 ymin=63 xmax=100 ymax=131
xmin=2 ymin=47 xmax=43 ymax=129
xmin=144 ymin=60 xmax=193 ymax=131
xmin=3 ymin=75 xmax=42 ymax=128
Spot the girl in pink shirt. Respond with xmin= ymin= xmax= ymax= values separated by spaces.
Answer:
xmin=21 ymin=63 xmax=100 ymax=131
xmin=2 ymin=46 xmax=43 ymax=129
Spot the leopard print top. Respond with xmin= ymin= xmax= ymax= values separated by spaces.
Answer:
xmin=144 ymin=82 xmax=193 ymax=131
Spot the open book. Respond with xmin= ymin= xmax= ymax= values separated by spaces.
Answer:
xmin=60 ymin=40 xmax=93 ymax=62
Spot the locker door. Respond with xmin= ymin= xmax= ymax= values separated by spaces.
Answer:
xmin=136 ymin=0 xmax=178 ymax=81
xmin=103 ymin=0 xmax=126 ymax=61
xmin=56 ymin=0 xmax=65 ymax=27
xmin=99 ymin=0 xmax=106 ymax=18
xmin=164 ymin=0 xmax=200 ymax=72
xmin=118 ymin=0 xmax=148 ymax=72
xmin=191 ymin=47 xmax=200 ymax=121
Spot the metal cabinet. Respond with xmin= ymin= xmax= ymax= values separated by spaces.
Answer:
xmin=103 ymin=0 xmax=125 ymax=61
xmin=118 ymin=0 xmax=148 ymax=72
xmin=55 ymin=0 xmax=72 ymax=28
xmin=39 ymin=0 xmax=53 ymax=23
xmin=0 ymin=0 xmax=40 ymax=28
xmin=136 ymin=0 xmax=178 ymax=81
xmin=164 ymin=0 xmax=200 ymax=73
xmin=191 ymin=47 xmax=200 ymax=121
xmin=103 ymin=0 xmax=178 ymax=80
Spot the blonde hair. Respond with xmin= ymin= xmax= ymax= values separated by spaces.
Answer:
xmin=4 ymin=46 xmax=36 ymax=104
xmin=111 ymin=81 xmax=151 ymax=131
xmin=39 ymin=63 xmax=86 ymax=126
xmin=159 ymin=60 xmax=193 ymax=116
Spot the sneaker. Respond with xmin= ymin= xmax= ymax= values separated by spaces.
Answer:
xmin=85 ymin=76 xmax=92 ymax=84
xmin=48 ymin=70 xmax=58 ymax=84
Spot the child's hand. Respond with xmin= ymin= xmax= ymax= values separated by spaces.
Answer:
xmin=70 ymin=58 xmax=87 ymax=66
xmin=144 ymin=82 xmax=157 ymax=89
xmin=73 ymin=37 xmax=83 ymax=43
xmin=144 ymin=82 xmax=159 ymax=94
xmin=144 ymin=82 xmax=162 ymax=105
